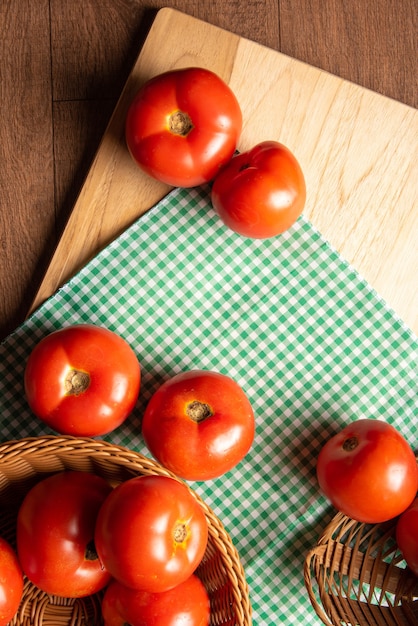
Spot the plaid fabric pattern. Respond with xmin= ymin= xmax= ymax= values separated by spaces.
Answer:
xmin=1 ymin=185 xmax=416 ymax=624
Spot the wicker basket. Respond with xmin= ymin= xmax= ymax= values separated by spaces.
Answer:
xmin=0 ymin=436 xmax=252 ymax=626
xmin=304 ymin=509 xmax=418 ymax=626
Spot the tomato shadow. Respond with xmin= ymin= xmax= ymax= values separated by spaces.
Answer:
xmin=276 ymin=409 xmax=348 ymax=493
xmin=232 ymin=407 xmax=346 ymax=574
xmin=114 ymin=365 xmax=176 ymax=447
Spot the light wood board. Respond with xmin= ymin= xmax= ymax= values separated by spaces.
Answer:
xmin=29 ymin=8 xmax=418 ymax=334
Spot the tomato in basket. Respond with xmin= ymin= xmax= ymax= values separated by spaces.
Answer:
xmin=0 ymin=537 xmax=23 ymax=626
xmin=24 ymin=323 xmax=141 ymax=437
xmin=211 ymin=140 xmax=306 ymax=238
xmin=396 ymin=496 xmax=418 ymax=575
xmin=95 ymin=474 xmax=208 ymax=592
xmin=101 ymin=573 xmax=210 ymax=626
xmin=141 ymin=369 xmax=255 ymax=480
xmin=316 ymin=419 xmax=418 ymax=523
xmin=125 ymin=67 xmax=242 ymax=187
xmin=16 ymin=471 xmax=112 ymax=597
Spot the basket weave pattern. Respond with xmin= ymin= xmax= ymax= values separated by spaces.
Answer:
xmin=0 ymin=436 xmax=252 ymax=626
xmin=304 ymin=510 xmax=418 ymax=626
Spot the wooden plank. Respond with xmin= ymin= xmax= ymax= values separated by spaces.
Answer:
xmin=50 ymin=0 xmax=144 ymax=101
xmin=0 ymin=0 xmax=54 ymax=338
xmin=52 ymin=100 xmax=118 ymax=234
xmin=280 ymin=0 xmax=418 ymax=109
xmin=29 ymin=8 xmax=418 ymax=333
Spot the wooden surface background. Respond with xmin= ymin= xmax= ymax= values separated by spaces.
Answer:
xmin=1 ymin=0 xmax=417 ymax=341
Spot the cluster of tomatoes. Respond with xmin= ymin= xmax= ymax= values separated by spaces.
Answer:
xmin=316 ymin=418 xmax=418 ymax=575
xmin=1 ymin=471 xmax=210 ymax=626
xmin=0 ymin=322 xmax=256 ymax=625
xmin=124 ymin=70 xmax=418 ymax=580
xmin=1 ymin=68 xmax=416 ymax=625
xmin=125 ymin=66 xmax=307 ymax=239
xmin=23 ymin=324 xmax=256 ymax=482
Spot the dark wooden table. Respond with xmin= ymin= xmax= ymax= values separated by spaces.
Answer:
xmin=1 ymin=0 xmax=417 ymax=341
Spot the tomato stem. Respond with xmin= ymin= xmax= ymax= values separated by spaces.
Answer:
xmin=186 ymin=401 xmax=213 ymax=423
xmin=173 ymin=522 xmax=188 ymax=544
xmin=65 ymin=369 xmax=90 ymax=395
xmin=169 ymin=110 xmax=193 ymax=136
xmin=343 ymin=436 xmax=359 ymax=452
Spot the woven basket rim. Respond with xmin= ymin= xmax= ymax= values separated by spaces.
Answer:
xmin=304 ymin=509 xmax=418 ymax=626
xmin=0 ymin=435 xmax=252 ymax=626
xmin=0 ymin=434 xmax=180 ymax=469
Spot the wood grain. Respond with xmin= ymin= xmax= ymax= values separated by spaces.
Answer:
xmin=53 ymin=99 xmax=118 ymax=233
xmin=280 ymin=0 xmax=418 ymax=109
xmin=0 ymin=1 xmax=55 ymax=334
xmin=27 ymin=8 xmax=418 ymax=334
xmin=0 ymin=0 xmax=416 ymax=340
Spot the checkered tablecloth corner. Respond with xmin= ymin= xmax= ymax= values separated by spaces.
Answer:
xmin=0 ymin=185 xmax=416 ymax=624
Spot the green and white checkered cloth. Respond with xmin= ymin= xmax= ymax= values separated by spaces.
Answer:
xmin=1 ymin=185 xmax=417 ymax=624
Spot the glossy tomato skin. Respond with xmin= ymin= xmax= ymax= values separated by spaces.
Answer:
xmin=211 ymin=140 xmax=306 ymax=238
xmin=317 ymin=419 xmax=418 ymax=523
xmin=101 ymin=574 xmax=210 ymax=626
xmin=396 ymin=496 xmax=418 ymax=575
xmin=0 ymin=537 xmax=23 ymax=626
xmin=95 ymin=475 xmax=208 ymax=592
xmin=24 ymin=324 xmax=141 ymax=436
xmin=125 ymin=67 xmax=242 ymax=187
xmin=142 ymin=370 xmax=255 ymax=481
xmin=16 ymin=471 xmax=112 ymax=597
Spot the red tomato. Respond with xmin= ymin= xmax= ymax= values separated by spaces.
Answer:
xmin=16 ymin=471 xmax=112 ymax=597
xmin=211 ymin=140 xmax=306 ymax=238
xmin=396 ymin=496 xmax=418 ymax=575
xmin=95 ymin=475 xmax=208 ymax=592
xmin=101 ymin=574 xmax=210 ymax=626
xmin=316 ymin=419 xmax=418 ymax=523
xmin=0 ymin=537 xmax=23 ymax=626
xmin=142 ymin=370 xmax=255 ymax=481
xmin=125 ymin=67 xmax=242 ymax=187
xmin=24 ymin=324 xmax=141 ymax=436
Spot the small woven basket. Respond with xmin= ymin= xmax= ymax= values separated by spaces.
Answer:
xmin=304 ymin=509 xmax=418 ymax=626
xmin=0 ymin=436 xmax=252 ymax=626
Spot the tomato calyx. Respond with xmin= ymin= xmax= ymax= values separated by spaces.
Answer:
xmin=186 ymin=400 xmax=213 ymax=423
xmin=342 ymin=436 xmax=358 ymax=452
xmin=169 ymin=110 xmax=193 ymax=136
xmin=65 ymin=368 xmax=90 ymax=396
xmin=173 ymin=522 xmax=189 ymax=544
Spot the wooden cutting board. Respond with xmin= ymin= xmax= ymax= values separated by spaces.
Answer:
xmin=29 ymin=8 xmax=418 ymax=334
